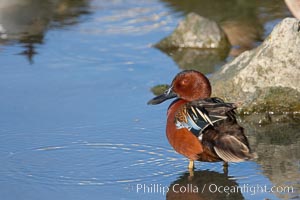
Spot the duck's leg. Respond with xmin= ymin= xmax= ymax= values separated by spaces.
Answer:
xmin=188 ymin=160 xmax=195 ymax=179
xmin=223 ymin=162 xmax=228 ymax=175
xmin=188 ymin=159 xmax=194 ymax=169
xmin=188 ymin=168 xmax=194 ymax=179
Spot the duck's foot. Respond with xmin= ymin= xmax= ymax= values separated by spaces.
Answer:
xmin=223 ymin=162 xmax=228 ymax=175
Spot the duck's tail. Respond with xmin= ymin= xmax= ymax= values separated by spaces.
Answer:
xmin=213 ymin=134 xmax=258 ymax=162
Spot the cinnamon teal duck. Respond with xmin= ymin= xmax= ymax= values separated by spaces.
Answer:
xmin=148 ymin=70 xmax=256 ymax=170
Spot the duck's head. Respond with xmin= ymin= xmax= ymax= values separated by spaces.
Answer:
xmin=148 ymin=70 xmax=211 ymax=105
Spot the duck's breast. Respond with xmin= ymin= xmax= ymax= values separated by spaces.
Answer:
xmin=166 ymin=99 xmax=203 ymax=160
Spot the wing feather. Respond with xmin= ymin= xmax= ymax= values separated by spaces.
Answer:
xmin=174 ymin=98 xmax=237 ymax=137
xmin=213 ymin=135 xmax=256 ymax=162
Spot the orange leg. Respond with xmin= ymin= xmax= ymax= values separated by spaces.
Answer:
xmin=188 ymin=159 xmax=194 ymax=169
xmin=188 ymin=160 xmax=195 ymax=178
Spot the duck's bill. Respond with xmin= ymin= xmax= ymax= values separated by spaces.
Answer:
xmin=147 ymin=89 xmax=177 ymax=105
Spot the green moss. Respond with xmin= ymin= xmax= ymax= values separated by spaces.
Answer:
xmin=240 ymin=87 xmax=300 ymax=114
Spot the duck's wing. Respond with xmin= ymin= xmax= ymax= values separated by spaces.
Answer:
xmin=192 ymin=97 xmax=237 ymax=120
xmin=213 ymin=135 xmax=257 ymax=162
xmin=174 ymin=98 xmax=236 ymax=137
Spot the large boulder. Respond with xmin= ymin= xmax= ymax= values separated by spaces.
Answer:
xmin=155 ymin=13 xmax=230 ymax=51
xmin=210 ymin=18 xmax=300 ymax=114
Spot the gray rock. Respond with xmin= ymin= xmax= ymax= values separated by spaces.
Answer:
xmin=155 ymin=13 xmax=230 ymax=50
xmin=210 ymin=18 xmax=300 ymax=114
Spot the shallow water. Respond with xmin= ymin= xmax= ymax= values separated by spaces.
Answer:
xmin=0 ymin=0 xmax=299 ymax=200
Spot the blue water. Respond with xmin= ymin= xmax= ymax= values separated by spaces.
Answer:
xmin=0 ymin=0 xmax=298 ymax=199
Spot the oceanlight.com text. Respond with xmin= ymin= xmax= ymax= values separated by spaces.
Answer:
xmin=134 ymin=183 xmax=294 ymax=196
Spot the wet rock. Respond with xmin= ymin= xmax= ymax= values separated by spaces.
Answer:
xmin=210 ymin=18 xmax=300 ymax=114
xmin=155 ymin=13 xmax=230 ymax=51
xmin=154 ymin=12 xmax=230 ymax=73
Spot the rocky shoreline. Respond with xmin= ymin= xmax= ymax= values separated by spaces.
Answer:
xmin=154 ymin=14 xmax=300 ymax=117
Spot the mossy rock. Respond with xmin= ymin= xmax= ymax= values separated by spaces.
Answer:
xmin=210 ymin=18 xmax=300 ymax=115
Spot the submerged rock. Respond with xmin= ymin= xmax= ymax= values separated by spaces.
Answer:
xmin=155 ymin=13 xmax=230 ymax=51
xmin=210 ymin=18 xmax=300 ymax=114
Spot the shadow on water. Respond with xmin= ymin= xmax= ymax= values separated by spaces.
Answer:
xmin=167 ymin=170 xmax=244 ymax=200
xmin=0 ymin=0 xmax=91 ymax=63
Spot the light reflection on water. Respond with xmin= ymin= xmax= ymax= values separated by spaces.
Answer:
xmin=0 ymin=0 xmax=299 ymax=200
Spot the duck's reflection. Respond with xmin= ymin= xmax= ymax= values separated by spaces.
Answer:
xmin=0 ymin=0 xmax=90 ymax=62
xmin=166 ymin=170 xmax=244 ymax=200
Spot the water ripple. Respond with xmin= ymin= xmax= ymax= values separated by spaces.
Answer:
xmin=2 ymin=142 xmax=187 ymax=187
